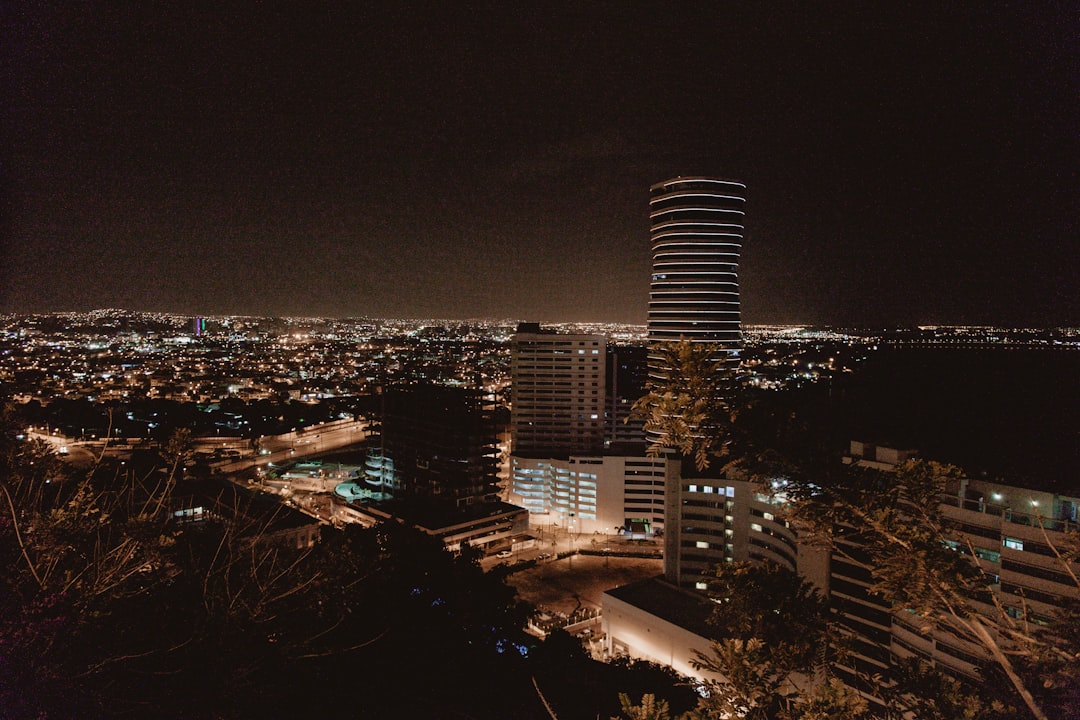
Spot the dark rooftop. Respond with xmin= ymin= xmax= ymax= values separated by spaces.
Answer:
xmin=604 ymin=576 xmax=727 ymax=642
xmin=373 ymin=498 xmax=525 ymax=532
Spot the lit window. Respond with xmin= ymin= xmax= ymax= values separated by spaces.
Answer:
xmin=1003 ymin=537 xmax=1024 ymax=551
xmin=750 ymin=523 xmax=763 ymax=532
xmin=696 ymin=541 xmax=709 ymax=549
xmin=695 ymin=581 xmax=708 ymax=590
xmin=688 ymin=484 xmax=698 ymax=493
xmin=763 ymin=512 xmax=774 ymax=521
xmin=703 ymin=486 xmax=714 ymax=494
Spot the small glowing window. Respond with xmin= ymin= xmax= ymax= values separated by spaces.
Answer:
xmin=1003 ymin=537 xmax=1024 ymax=551
xmin=750 ymin=523 xmax=763 ymax=532
xmin=696 ymin=541 xmax=709 ymax=549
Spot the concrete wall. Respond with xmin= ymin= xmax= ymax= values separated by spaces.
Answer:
xmin=602 ymin=590 xmax=720 ymax=683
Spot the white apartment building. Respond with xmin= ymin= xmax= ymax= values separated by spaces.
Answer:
xmin=510 ymin=325 xmax=606 ymax=455
xmin=833 ymin=442 xmax=1080 ymax=705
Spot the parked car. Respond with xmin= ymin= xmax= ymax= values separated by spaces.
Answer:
xmin=496 ymin=550 xmax=513 ymax=559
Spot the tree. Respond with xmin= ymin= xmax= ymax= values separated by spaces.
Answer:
xmin=785 ymin=459 xmax=1080 ymax=720
xmin=2 ymin=397 xmax=554 ymax=719
xmin=684 ymin=562 xmax=866 ymax=720
xmin=630 ymin=340 xmax=737 ymax=471
xmin=623 ymin=352 xmax=1080 ymax=718
xmin=613 ymin=693 xmax=672 ymax=720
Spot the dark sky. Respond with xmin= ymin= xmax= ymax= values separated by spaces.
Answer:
xmin=3 ymin=1 xmax=1077 ymax=325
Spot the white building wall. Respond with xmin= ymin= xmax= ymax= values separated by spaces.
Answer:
xmin=603 ymin=590 xmax=721 ymax=683
xmin=510 ymin=452 xmax=678 ymax=536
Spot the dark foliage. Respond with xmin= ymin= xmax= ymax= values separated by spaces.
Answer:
xmin=534 ymin=630 xmax=698 ymax=720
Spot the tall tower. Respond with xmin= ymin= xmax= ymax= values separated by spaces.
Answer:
xmin=647 ymin=176 xmax=745 ymax=379
xmin=648 ymin=176 xmax=747 ymax=586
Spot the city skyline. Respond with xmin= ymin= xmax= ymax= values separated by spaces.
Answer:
xmin=4 ymin=3 xmax=1077 ymax=326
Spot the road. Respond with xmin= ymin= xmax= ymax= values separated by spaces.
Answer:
xmin=217 ymin=420 xmax=370 ymax=473
xmin=40 ymin=419 xmax=370 ymax=475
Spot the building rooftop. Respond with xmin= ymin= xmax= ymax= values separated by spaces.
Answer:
xmin=174 ymin=477 xmax=320 ymax=533
xmin=604 ymin=575 xmax=725 ymax=642
xmin=369 ymin=498 xmax=525 ymax=533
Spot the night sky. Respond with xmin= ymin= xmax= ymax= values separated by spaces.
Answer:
xmin=3 ymin=2 xmax=1077 ymax=325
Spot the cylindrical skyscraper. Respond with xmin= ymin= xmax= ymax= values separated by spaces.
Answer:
xmin=647 ymin=176 xmax=745 ymax=378
xmin=649 ymin=177 xmax=746 ymax=590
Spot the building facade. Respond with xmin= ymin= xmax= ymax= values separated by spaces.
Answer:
xmin=606 ymin=344 xmax=648 ymax=446
xmin=509 ymin=453 xmax=676 ymax=534
xmin=373 ymin=384 xmax=500 ymax=506
xmin=662 ymin=464 xmax=802 ymax=589
xmin=510 ymin=324 xmax=606 ymax=455
xmin=648 ymin=176 xmax=746 ymax=380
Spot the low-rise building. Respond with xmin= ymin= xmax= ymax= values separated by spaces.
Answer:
xmin=337 ymin=498 xmax=530 ymax=554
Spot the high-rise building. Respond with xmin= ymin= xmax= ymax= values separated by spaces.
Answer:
xmin=648 ymin=176 xmax=746 ymax=379
xmin=372 ymin=384 xmax=500 ymax=506
xmin=649 ymin=176 xmax=747 ymax=579
xmin=510 ymin=323 xmax=606 ymax=455
xmin=606 ymin=344 xmax=648 ymax=446
xmin=509 ymin=324 xmax=672 ymax=531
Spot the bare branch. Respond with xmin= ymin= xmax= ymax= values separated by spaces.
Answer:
xmin=1 ymin=479 xmax=44 ymax=589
